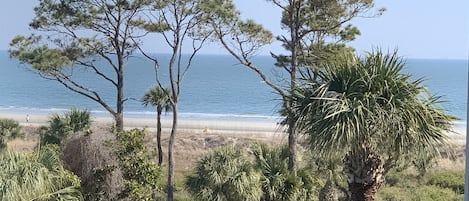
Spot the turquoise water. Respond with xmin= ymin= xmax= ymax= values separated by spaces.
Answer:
xmin=0 ymin=51 xmax=467 ymax=124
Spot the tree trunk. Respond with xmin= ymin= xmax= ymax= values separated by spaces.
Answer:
xmin=167 ymin=104 xmax=177 ymax=201
xmin=287 ymin=0 xmax=300 ymax=174
xmin=116 ymin=58 xmax=124 ymax=132
xmin=156 ymin=108 xmax=163 ymax=166
xmin=345 ymin=148 xmax=385 ymax=201
xmin=114 ymin=113 xmax=124 ymax=132
xmin=319 ymin=180 xmax=336 ymax=201
xmin=287 ymin=116 xmax=297 ymax=173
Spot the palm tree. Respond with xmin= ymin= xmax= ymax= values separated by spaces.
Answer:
xmin=142 ymin=86 xmax=172 ymax=166
xmin=0 ymin=118 xmax=23 ymax=150
xmin=290 ymin=50 xmax=455 ymax=201
xmin=0 ymin=145 xmax=83 ymax=200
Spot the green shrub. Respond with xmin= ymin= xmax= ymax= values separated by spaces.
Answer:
xmin=0 ymin=146 xmax=82 ymax=200
xmin=40 ymin=108 xmax=91 ymax=146
xmin=252 ymin=143 xmax=321 ymax=201
xmin=425 ymin=171 xmax=464 ymax=194
xmin=115 ymin=129 xmax=161 ymax=201
xmin=377 ymin=186 xmax=413 ymax=201
xmin=414 ymin=185 xmax=460 ymax=201
xmin=186 ymin=146 xmax=262 ymax=201
xmin=0 ymin=118 xmax=23 ymax=149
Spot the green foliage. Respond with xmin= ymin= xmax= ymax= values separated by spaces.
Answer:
xmin=414 ymin=185 xmax=460 ymax=201
xmin=40 ymin=108 xmax=91 ymax=146
xmin=376 ymin=170 xmax=464 ymax=201
xmin=292 ymin=50 xmax=455 ymax=163
xmin=252 ymin=144 xmax=320 ymax=201
xmin=142 ymin=86 xmax=172 ymax=113
xmin=0 ymin=118 xmax=23 ymax=150
xmin=186 ymin=146 xmax=262 ymax=201
xmin=115 ymin=129 xmax=161 ymax=201
xmin=0 ymin=145 xmax=83 ymax=200
xmin=376 ymin=186 xmax=415 ymax=201
xmin=425 ymin=171 xmax=464 ymax=194
xmin=9 ymin=0 xmax=150 ymax=131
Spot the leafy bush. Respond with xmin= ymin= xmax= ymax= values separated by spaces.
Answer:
xmin=115 ymin=129 xmax=161 ymax=200
xmin=40 ymin=108 xmax=91 ymax=146
xmin=252 ymin=143 xmax=320 ymax=201
xmin=186 ymin=146 xmax=262 ymax=201
xmin=377 ymin=186 xmax=414 ymax=201
xmin=0 ymin=145 xmax=82 ymax=200
xmin=0 ymin=118 xmax=23 ymax=149
xmin=425 ymin=171 xmax=464 ymax=194
xmin=414 ymin=185 xmax=460 ymax=201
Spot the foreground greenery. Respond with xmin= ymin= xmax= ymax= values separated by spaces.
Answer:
xmin=0 ymin=112 xmax=464 ymax=200
xmin=287 ymin=50 xmax=455 ymax=200
xmin=185 ymin=144 xmax=464 ymax=201
xmin=0 ymin=145 xmax=83 ymax=201
xmin=0 ymin=118 xmax=23 ymax=149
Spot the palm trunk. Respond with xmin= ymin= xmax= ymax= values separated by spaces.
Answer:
xmin=319 ymin=180 xmax=336 ymax=201
xmin=345 ymin=148 xmax=385 ymax=201
xmin=156 ymin=107 xmax=163 ymax=166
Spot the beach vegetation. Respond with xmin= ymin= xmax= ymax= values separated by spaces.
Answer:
xmin=289 ymin=50 xmax=456 ymax=200
xmin=142 ymin=86 xmax=172 ymax=166
xmin=114 ymin=128 xmax=161 ymax=200
xmin=40 ymin=108 xmax=91 ymax=146
xmin=251 ymin=144 xmax=320 ymax=201
xmin=136 ymin=1 xmax=217 ymax=199
xmin=186 ymin=145 xmax=263 ymax=201
xmin=204 ymin=0 xmax=383 ymax=175
xmin=61 ymin=127 xmax=122 ymax=201
xmin=9 ymin=0 xmax=149 ymax=131
xmin=0 ymin=145 xmax=83 ymax=200
xmin=0 ymin=118 xmax=23 ymax=150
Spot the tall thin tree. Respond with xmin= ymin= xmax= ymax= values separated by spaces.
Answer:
xmin=138 ymin=1 xmax=212 ymax=199
xmin=204 ymin=0 xmax=381 ymax=173
xmin=142 ymin=86 xmax=172 ymax=166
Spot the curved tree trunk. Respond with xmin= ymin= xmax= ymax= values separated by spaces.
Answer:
xmin=156 ymin=108 xmax=163 ymax=166
xmin=167 ymin=104 xmax=177 ymax=201
xmin=345 ymin=148 xmax=385 ymax=201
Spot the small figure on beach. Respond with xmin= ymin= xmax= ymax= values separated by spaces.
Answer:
xmin=26 ymin=114 xmax=30 ymax=123
xmin=203 ymin=127 xmax=210 ymax=133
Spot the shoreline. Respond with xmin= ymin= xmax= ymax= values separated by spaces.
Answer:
xmin=0 ymin=112 xmax=466 ymax=142
xmin=0 ymin=112 xmax=285 ymax=135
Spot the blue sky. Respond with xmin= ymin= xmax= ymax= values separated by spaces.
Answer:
xmin=1 ymin=1 xmax=468 ymax=60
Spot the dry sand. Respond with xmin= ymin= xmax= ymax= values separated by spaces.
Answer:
xmin=2 ymin=112 xmax=466 ymax=172
xmin=1 ymin=112 xmax=286 ymax=135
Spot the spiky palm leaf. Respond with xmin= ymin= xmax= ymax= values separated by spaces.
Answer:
xmin=186 ymin=146 xmax=262 ymax=201
xmin=0 ymin=146 xmax=83 ymax=201
xmin=290 ymin=50 xmax=455 ymax=200
xmin=142 ymin=86 xmax=172 ymax=113
xmin=293 ymin=50 xmax=454 ymax=162
xmin=251 ymin=144 xmax=320 ymax=201
xmin=0 ymin=118 xmax=23 ymax=150
xmin=66 ymin=108 xmax=91 ymax=133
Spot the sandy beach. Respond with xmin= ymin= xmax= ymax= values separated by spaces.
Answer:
xmin=0 ymin=112 xmax=286 ymax=135
xmin=1 ymin=112 xmax=465 ymax=143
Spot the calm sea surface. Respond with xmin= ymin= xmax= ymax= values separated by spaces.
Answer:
xmin=0 ymin=51 xmax=467 ymax=125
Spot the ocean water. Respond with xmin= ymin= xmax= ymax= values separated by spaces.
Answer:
xmin=0 ymin=51 xmax=467 ymax=125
